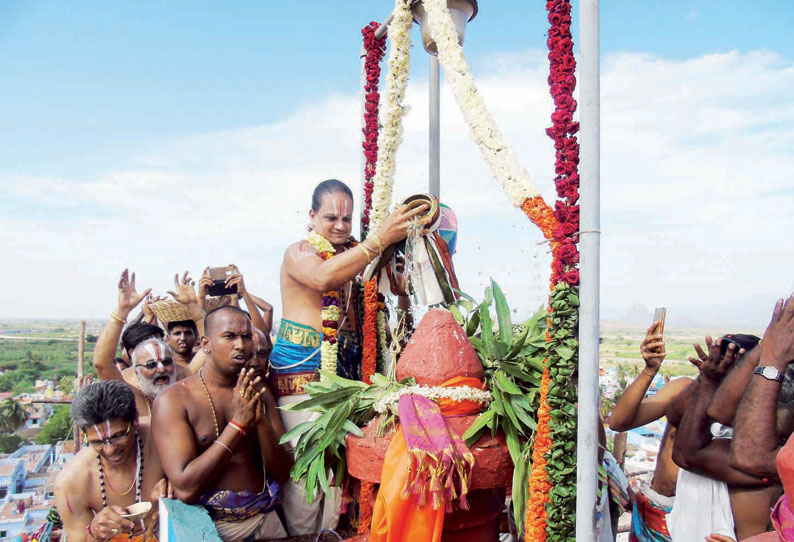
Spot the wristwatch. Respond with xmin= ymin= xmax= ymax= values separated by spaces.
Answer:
xmin=753 ymin=366 xmax=785 ymax=382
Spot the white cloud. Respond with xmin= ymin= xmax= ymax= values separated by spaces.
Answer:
xmin=1 ymin=48 xmax=792 ymax=330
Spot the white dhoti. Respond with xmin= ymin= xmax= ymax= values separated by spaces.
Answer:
xmin=667 ymin=468 xmax=735 ymax=541
xmin=278 ymin=394 xmax=342 ymax=536
xmin=213 ymin=511 xmax=287 ymax=542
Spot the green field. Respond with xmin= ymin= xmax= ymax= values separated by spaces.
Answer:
xmin=599 ymin=323 xmax=763 ymax=378
xmin=0 ymin=320 xmax=103 ymax=394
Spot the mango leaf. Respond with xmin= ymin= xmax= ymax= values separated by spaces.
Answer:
xmin=342 ymin=420 xmax=365 ymax=438
xmin=491 ymin=279 xmax=513 ymax=346
xmin=503 ymin=420 xmax=522 ymax=466
xmin=511 ymin=447 xmax=530 ymax=535
xmin=458 ymin=299 xmax=473 ymax=313
xmin=463 ymin=409 xmax=494 ymax=445
xmin=465 ymin=311 xmax=481 ymax=337
xmin=495 ymin=371 xmax=522 ymax=395
xmin=453 ymin=288 xmax=476 ymax=303
xmin=493 ymin=341 xmax=507 ymax=360
xmin=280 ymin=387 xmax=359 ymax=411
xmin=507 ymin=324 xmax=531 ymax=359
xmin=279 ymin=421 xmax=315 ymax=445
xmin=369 ymin=373 xmax=391 ymax=387
xmin=483 ymin=286 xmax=493 ymax=307
xmin=317 ymin=371 xmax=369 ymax=389
xmin=317 ymin=457 xmax=332 ymax=496
xmin=498 ymin=390 xmax=522 ymax=433
xmin=449 ymin=304 xmax=465 ymax=325
xmin=479 ymin=304 xmax=493 ymax=358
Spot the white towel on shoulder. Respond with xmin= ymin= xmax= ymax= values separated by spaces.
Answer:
xmin=667 ymin=468 xmax=735 ymax=541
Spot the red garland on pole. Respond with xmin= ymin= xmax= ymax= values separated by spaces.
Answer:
xmin=358 ymin=20 xmax=386 ymax=535
xmin=361 ymin=21 xmax=387 ymax=237
xmin=546 ymin=0 xmax=581 ymax=286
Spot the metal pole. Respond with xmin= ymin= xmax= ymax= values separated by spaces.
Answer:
xmin=75 ymin=319 xmax=86 ymax=447
xmin=576 ymin=0 xmax=600 ymax=540
xmin=77 ymin=320 xmax=85 ymax=379
xmin=429 ymin=55 xmax=440 ymax=199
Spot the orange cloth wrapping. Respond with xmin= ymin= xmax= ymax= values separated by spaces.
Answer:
xmin=369 ymin=377 xmax=484 ymax=542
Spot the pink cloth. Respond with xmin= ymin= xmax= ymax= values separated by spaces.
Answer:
xmin=397 ymin=394 xmax=475 ymax=512
xmin=771 ymin=495 xmax=794 ymax=541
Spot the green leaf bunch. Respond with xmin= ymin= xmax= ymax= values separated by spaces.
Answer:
xmin=453 ymin=280 xmax=547 ymax=535
xmin=543 ymin=282 xmax=579 ymax=541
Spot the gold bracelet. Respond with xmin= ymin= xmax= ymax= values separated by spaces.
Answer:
xmin=213 ymin=439 xmax=233 ymax=456
xmin=358 ymin=244 xmax=372 ymax=264
xmin=361 ymin=241 xmax=378 ymax=256
xmin=109 ymin=311 xmax=126 ymax=325
xmin=370 ymin=233 xmax=384 ymax=254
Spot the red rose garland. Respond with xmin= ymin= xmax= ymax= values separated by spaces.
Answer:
xmin=546 ymin=0 xmax=580 ymax=286
xmin=526 ymin=1 xmax=581 ymax=540
xmin=358 ymin=20 xmax=386 ymax=535
xmin=361 ymin=21 xmax=387 ymax=237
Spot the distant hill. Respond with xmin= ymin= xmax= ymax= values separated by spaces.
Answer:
xmin=602 ymin=293 xmax=776 ymax=333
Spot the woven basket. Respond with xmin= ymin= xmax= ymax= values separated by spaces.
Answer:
xmin=149 ymin=297 xmax=225 ymax=324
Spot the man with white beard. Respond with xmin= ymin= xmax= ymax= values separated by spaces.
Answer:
xmin=131 ymin=339 xmax=178 ymax=400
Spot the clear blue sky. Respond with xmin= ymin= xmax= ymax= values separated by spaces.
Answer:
xmin=1 ymin=1 xmax=793 ymax=321
xmin=0 ymin=0 xmax=790 ymax=179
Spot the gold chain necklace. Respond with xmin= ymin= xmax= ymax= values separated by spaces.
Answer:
xmin=197 ymin=368 xmax=220 ymax=438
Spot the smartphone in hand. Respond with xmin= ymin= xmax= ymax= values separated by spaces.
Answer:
xmin=207 ymin=266 xmax=238 ymax=297
xmin=653 ymin=307 xmax=666 ymax=335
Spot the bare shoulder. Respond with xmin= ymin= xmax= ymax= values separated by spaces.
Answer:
xmin=285 ymin=240 xmax=319 ymax=263
xmin=662 ymin=376 xmax=694 ymax=394
xmin=153 ymin=376 xmax=196 ymax=412
xmin=56 ymin=448 xmax=94 ymax=490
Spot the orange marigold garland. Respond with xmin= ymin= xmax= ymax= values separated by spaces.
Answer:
xmin=361 ymin=278 xmax=379 ymax=385
xmin=521 ymin=196 xmax=558 ymax=241
xmin=526 ymin=360 xmax=553 ymax=542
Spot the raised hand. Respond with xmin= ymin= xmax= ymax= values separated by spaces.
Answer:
xmin=760 ymin=295 xmax=794 ymax=369
xmin=117 ymin=269 xmax=152 ymax=318
xmin=231 ymin=368 xmax=266 ymax=429
xmin=695 ymin=336 xmax=742 ymax=384
xmin=167 ymin=271 xmax=199 ymax=307
xmin=141 ymin=294 xmax=166 ymax=324
xmin=225 ymin=264 xmax=247 ymax=296
xmin=640 ymin=322 xmax=666 ymax=372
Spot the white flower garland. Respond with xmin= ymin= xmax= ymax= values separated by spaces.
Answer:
xmin=422 ymin=0 xmax=541 ymax=207
xmin=373 ymin=384 xmax=493 ymax=414
xmin=369 ymin=0 xmax=413 ymax=233
xmin=305 ymin=232 xmax=341 ymax=380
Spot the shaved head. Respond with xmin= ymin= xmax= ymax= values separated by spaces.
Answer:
xmin=204 ymin=305 xmax=250 ymax=336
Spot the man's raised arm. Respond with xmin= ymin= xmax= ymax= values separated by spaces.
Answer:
xmin=672 ymin=338 xmax=765 ymax=486
xmin=167 ymin=271 xmax=205 ymax=337
xmin=288 ymin=204 xmax=428 ymax=293
xmin=225 ymin=266 xmax=269 ymax=336
xmin=609 ymin=323 xmax=672 ymax=431
xmin=93 ymin=269 xmax=151 ymax=382
xmin=731 ymin=296 xmax=794 ymax=479
xmin=707 ymin=346 xmax=761 ymax=426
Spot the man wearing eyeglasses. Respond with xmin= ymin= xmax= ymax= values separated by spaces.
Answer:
xmin=131 ymin=338 xmax=177 ymax=402
xmin=54 ymin=381 xmax=172 ymax=542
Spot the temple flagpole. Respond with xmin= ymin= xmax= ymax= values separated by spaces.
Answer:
xmin=576 ymin=0 xmax=601 ymax=539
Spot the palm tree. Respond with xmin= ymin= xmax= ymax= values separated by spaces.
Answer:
xmin=0 ymin=399 xmax=27 ymax=433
